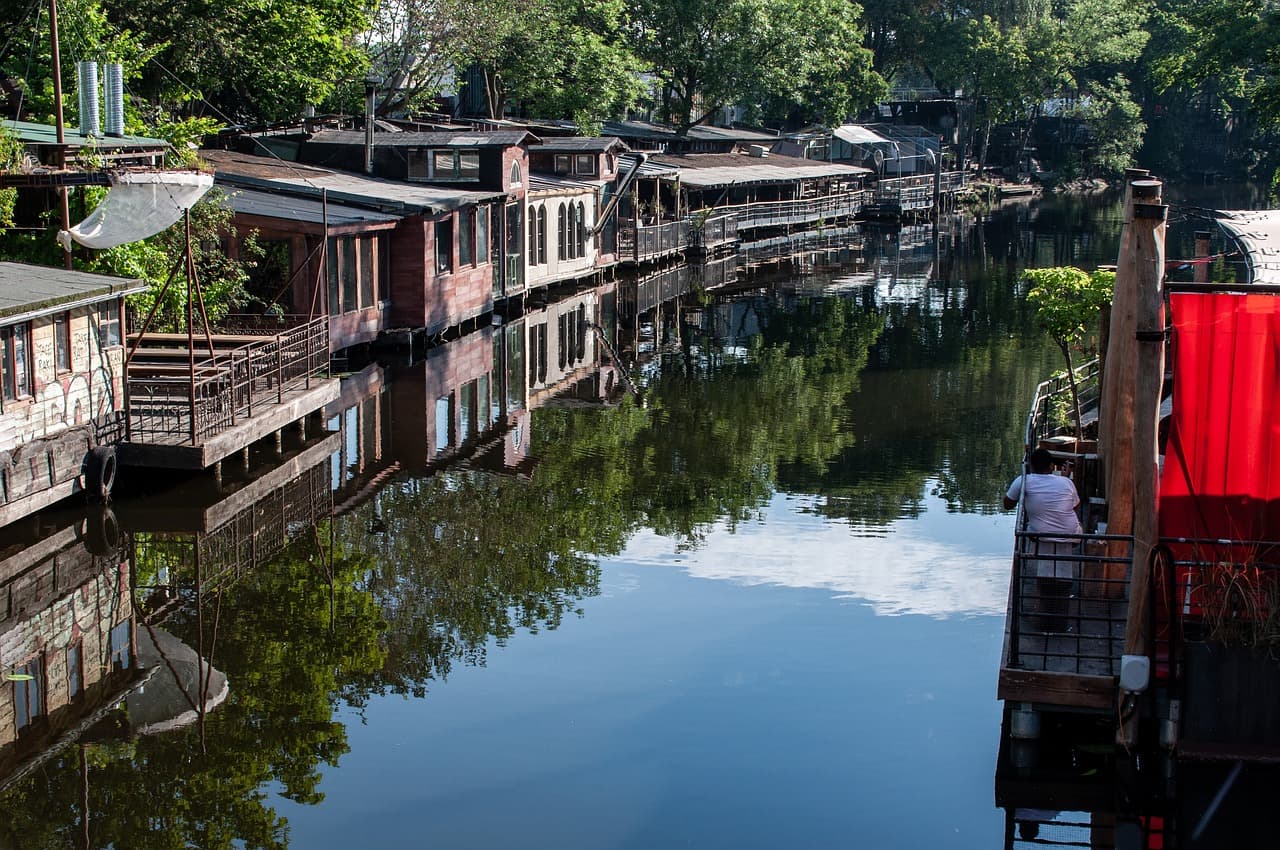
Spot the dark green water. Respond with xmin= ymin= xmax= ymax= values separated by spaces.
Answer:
xmin=0 ymin=188 xmax=1258 ymax=849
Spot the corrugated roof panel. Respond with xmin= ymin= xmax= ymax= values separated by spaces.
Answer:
xmin=224 ymin=188 xmax=401 ymax=227
xmin=1218 ymin=210 xmax=1280 ymax=286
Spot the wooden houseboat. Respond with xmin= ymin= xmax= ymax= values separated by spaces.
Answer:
xmin=0 ymin=263 xmax=143 ymax=527
xmin=203 ymin=149 xmax=511 ymax=347
xmin=999 ymin=177 xmax=1280 ymax=762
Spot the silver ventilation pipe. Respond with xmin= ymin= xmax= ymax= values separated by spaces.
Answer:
xmin=77 ymin=60 xmax=99 ymax=137
xmin=103 ymin=63 xmax=125 ymax=137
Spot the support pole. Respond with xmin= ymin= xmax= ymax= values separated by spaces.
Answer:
xmin=49 ymin=0 xmax=72 ymax=270
xmin=1120 ymin=182 xmax=1167 ymax=746
xmin=1194 ymin=230 xmax=1212 ymax=284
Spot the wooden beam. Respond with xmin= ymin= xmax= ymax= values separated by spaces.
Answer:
xmin=998 ymin=668 xmax=1117 ymax=710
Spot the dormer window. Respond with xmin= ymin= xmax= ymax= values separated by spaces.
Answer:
xmin=409 ymin=148 xmax=480 ymax=182
xmin=554 ymin=154 xmax=572 ymax=174
xmin=575 ymin=154 xmax=596 ymax=176
xmin=510 ymin=161 xmax=522 ymax=186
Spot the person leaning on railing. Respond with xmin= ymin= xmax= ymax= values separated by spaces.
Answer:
xmin=1004 ymin=447 xmax=1082 ymax=631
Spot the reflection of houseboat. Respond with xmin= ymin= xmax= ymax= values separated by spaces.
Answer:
xmin=0 ymin=263 xmax=143 ymax=527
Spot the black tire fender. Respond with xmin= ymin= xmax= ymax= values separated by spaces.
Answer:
xmin=84 ymin=506 xmax=121 ymax=558
xmin=84 ymin=445 xmax=117 ymax=502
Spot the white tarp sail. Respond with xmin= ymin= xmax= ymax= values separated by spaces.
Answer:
xmin=1217 ymin=209 xmax=1280 ymax=285
xmin=57 ymin=170 xmax=213 ymax=251
xmin=832 ymin=125 xmax=894 ymax=146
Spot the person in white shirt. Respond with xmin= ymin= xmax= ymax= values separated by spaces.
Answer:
xmin=1004 ymin=448 xmax=1082 ymax=630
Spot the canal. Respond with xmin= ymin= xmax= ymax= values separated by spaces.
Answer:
xmin=0 ymin=187 xmax=1258 ymax=849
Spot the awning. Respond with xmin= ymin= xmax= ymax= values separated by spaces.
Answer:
xmin=58 ymin=170 xmax=213 ymax=251
xmin=1216 ymin=210 xmax=1280 ymax=286
xmin=832 ymin=125 xmax=894 ymax=146
xmin=1158 ymin=292 xmax=1280 ymax=543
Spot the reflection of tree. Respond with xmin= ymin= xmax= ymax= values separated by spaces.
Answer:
xmin=0 ymin=527 xmax=387 ymax=850
xmin=339 ymin=472 xmax=605 ymax=700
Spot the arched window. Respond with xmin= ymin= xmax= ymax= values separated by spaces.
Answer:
xmin=528 ymin=213 xmax=538 ymax=266
xmin=576 ymin=202 xmax=587 ymax=258
xmin=509 ymin=161 xmax=522 ymax=187
xmin=536 ymin=206 xmax=547 ymax=264
xmin=557 ymin=204 xmax=567 ymax=261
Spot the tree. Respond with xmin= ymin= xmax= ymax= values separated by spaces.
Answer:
xmin=633 ymin=0 xmax=886 ymax=132
xmin=1024 ymin=266 xmax=1113 ymax=436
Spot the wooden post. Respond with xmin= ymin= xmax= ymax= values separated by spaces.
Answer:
xmin=1124 ymin=182 xmax=1166 ymax=646
xmin=1194 ymin=230 xmax=1211 ymax=284
xmin=1099 ymin=170 xmax=1151 ymax=592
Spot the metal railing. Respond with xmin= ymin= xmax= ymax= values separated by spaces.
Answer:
xmin=689 ymin=211 xmax=739 ymax=250
xmin=1008 ymin=531 xmax=1133 ymax=675
xmin=871 ymin=172 xmax=966 ymax=211
xmin=126 ymin=316 xmax=329 ymax=446
xmin=1024 ymin=358 xmax=1100 ymax=448
xmin=718 ymin=191 xmax=869 ymax=232
xmin=618 ymin=219 xmax=692 ymax=263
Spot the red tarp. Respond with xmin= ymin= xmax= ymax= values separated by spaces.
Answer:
xmin=1159 ymin=293 xmax=1280 ymax=547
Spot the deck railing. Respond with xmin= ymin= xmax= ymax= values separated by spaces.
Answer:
xmin=1024 ymin=358 xmax=1100 ymax=449
xmin=618 ymin=219 xmax=692 ymax=263
xmin=718 ymin=191 xmax=869 ymax=232
xmin=872 ymin=172 xmax=966 ymax=211
xmin=1007 ymin=530 xmax=1133 ymax=675
xmin=126 ymin=316 xmax=329 ymax=446
xmin=689 ymin=211 xmax=739 ymax=250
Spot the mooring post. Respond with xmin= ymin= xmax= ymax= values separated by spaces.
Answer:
xmin=1194 ymin=230 xmax=1211 ymax=284
xmin=1119 ymin=178 xmax=1167 ymax=746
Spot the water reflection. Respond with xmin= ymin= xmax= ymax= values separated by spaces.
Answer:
xmin=0 ymin=193 xmax=1223 ymax=848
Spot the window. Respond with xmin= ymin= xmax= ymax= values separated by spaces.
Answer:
xmin=557 ymin=312 xmax=567 ymax=370
xmin=54 ymin=312 xmax=71 ymax=373
xmin=528 ymin=214 xmax=539 ymax=266
xmin=536 ymin=206 xmax=547 ymax=265
xmin=510 ymin=161 xmax=522 ymax=186
xmin=13 ymin=658 xmax=43 ymax=734
xmin=554 ymin=154 xmax=571 ymax=174
xmin=434 ymin=395 xmax=452 ymax=451
xmin=606 ymin=152 xmax=616 ymax=173
xmin=97 ymin=300 xmax=121 ymax=347
xmin=577 ymin=304 xmax=588 ymax=362
xmin=326 ymin=237 xmax=340 ymax=316
xmin=557 ymin=204 xmax=567 ymax=261
xmin=109 ymin=620 xmax=131 ymax=671
xmin=412 ymin=149 xmax=480 ymax=181
xmin=67 ymin=643 xmax=83 ymax=701
xmin=477 ymin=206 xmax=489 ymax=264
xmin=1 ymin=323 xmax=31 ymax=402
xmin=576 ymin=202 xmax=587 ymax=258
xmin=460 ymin=380 xmax=475 ymax=442
xmin=460 ymin=209 xmax=475 ymax=267
xmin=360 ymin=238 xmax=375 ymax=307
xmin=341 ymin=236 xmax=357 ymax=312
xmin=378 ymin=235 xmax=391 ymax=301
xmin=435 ymin=218 xmax=453 ymax=273
xmin=575 ymin=154 xmax=596 ymax=176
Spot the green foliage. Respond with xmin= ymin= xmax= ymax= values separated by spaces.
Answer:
xmin=0 ymin=127 xmax=21 ymax=229
xmin=634 ymin=0 xmax=886 ymax=131
xmin=1024 ymin=266 xmax=1113 ymax=350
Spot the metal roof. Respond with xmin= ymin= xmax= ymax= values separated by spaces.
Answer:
xmin=601 ymin=121 xmax=778 ymax=143
xmin=617 ymin=153 xmax=681 ymax=178
xmin=203 ymin=150 xmax=505 ymax=214
xmin=223 ymin=188 xmax=401 ymax=227
xmin=2 ymin=119 xmax=168 ymax=150
xmin=307 ymin=129 xmax=537 ymax=148
xmin=636 ymin=152 xmax=871 ymax=188
xmin=532 ymin=137 xmax=627 ymax=153
xmin=0 ymin=263 xmax=147 ymax=324
xmin=832 ymin=125 xmax=894 ymax=146
xmin=1217 ymin=210 xmax=1280 ymax=285
xmin=527 ymin=174 xmax=599 ymax=194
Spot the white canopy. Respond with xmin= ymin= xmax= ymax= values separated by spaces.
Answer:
xmin=832 ymin=125 xmax=894 ymax=146
xmin=1217 ymin=209 xmax=1280 ymax=286
xmin=58 ymin=170 xmax=213 ymax=251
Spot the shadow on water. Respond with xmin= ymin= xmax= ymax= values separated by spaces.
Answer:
xmin=0 ymin=188 xmax=1267 ymax=848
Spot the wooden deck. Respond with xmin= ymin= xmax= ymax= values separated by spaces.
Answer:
xmin=122 ymin=316 xmax=336 ymax=470
xmin=997 ymin=533 xmax=1134 ymax=712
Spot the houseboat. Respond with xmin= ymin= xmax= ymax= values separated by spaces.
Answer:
xmin=999 ymin=177 xmax=1280 ymax=761
xmin=0 ymin=263 xmax=143 ymax=527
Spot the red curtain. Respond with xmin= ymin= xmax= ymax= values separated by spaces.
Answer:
xmin=1158 ymin=293 xmax=1280 ymax=545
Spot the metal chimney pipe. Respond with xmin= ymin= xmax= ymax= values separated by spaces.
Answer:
xmin=77 ymin=60 xmax=99 ymax=137
xmin=363 ymin=74 xmax=382 ymax=175
xmin=103 ymin=63 xmax=124 ymax=136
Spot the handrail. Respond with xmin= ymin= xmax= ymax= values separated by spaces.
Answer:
xmin=125 ymin=316 xmax=329 ymax=446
